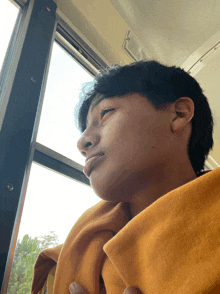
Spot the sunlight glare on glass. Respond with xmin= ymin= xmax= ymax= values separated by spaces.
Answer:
xmin=37 ymin=42 xmax=94 ymax=166
xmin=0 ymin=0 xmax=19 ymax=72
xmin=17 ymin=162 xmax=101 ymax=244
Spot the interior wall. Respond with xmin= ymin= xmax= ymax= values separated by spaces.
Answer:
xmin=54 ymin=0 xmax=133 ymax=65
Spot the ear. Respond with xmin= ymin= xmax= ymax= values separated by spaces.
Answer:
xmin=170 ymin=97 xmax=194 ymax=133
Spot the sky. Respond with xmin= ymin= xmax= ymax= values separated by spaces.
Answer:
xmin=1 ymin=0 xmax=101 ymax=245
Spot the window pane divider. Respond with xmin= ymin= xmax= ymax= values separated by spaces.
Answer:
xmin=13 ymin=0 xmax=26 ymax=8
xmin=34 ymin=142 xmax=90 ymax=186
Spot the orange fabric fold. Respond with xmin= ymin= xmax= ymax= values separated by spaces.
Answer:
xmin=32 ymin=168 xmax=220 ymax=294
xmin=31 ymin=201 xmax=131 ymax=294
xmin=31 ymin=245 xmax=62 ymax=293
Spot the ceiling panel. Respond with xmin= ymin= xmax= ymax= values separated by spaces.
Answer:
xmin=110 ymin=0 xmax=220 ymax=66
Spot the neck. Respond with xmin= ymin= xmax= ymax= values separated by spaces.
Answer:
xmin=128 ymin=162 xmax=197 ymax=219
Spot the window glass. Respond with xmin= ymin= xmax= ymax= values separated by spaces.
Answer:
xmin=37 ymin=41 xmax=94 ymax=166
xmin=0 ymin=0 xmax=19 ymax=73
xmin=7 ymin=162 xmax=101 ymax=293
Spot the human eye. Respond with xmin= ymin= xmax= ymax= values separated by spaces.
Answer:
xmin=100 ymin=108 xmax=115 ymax=119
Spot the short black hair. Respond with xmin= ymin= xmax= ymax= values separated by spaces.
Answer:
xmin=75 ymin=60 xmax=214 ymax=176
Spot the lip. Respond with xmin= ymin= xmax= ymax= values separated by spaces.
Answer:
xmin=83 ymin=153 xmax=105 ymax=178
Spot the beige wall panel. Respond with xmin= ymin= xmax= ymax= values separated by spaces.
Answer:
xmin=209 ymin=139 xmax=220 ymax=167
xmin=189 ymin=46 xmax=220 ymax=167
xmin=55 ymin=0 xmax=133 ymax=65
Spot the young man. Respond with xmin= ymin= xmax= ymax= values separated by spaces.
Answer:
xmin=32 ymin=61 xmax=220 ymax=294
xmin=76 ymin=60 xmax=213 ymax=218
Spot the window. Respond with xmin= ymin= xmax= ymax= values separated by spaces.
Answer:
xmin=7 ymin=163 xmax=100 ymax=293
xmin=36 ymin=41 xmax=94 ymax=166
xmin=6 ymin=34 xmax=101 ymax=293
xmin=18 ymin=163 xmax=100 ymax=244
xmin=0 ymin=0 xmax=19 ymax=73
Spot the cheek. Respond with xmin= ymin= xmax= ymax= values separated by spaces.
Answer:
xmin=101 ymin=114 xmax=170 ymax=163
xmin=147 ymin=121 xmax=172 ymax=154
xmin=107 ymin=118 xmax=150 ymax=156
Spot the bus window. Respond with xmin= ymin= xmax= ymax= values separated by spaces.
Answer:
xmin=36 ymin=41 xmax=94 ymax=166
xmin=7 ymin=162 xmax=100 ymax=293
xmin=5 ymin=26 xmax=102 ymax=292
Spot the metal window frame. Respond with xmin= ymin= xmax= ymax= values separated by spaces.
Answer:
xmin=33 ymin=143 xmax=90 ymax=186
xmin=12 ymin=0 xmax=26 ymax=8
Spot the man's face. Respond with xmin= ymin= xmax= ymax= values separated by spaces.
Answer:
xmin=77 ymin=93 xmax=175 ymax=203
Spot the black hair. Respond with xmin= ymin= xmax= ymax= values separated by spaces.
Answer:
xmin=75 ymin=60 xmax=214 ymax=176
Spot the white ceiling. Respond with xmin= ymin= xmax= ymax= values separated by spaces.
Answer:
xmin=110 ymin=0 xmax=220 ymax=66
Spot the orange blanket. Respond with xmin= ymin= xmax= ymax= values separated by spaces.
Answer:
xmin=31 ymin=168 xmax=220 ymax=294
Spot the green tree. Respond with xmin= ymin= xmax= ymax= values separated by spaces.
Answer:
xmin=7 ymin=231 xmax=59 ymax=294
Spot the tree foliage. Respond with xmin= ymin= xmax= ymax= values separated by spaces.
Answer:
xmin=7 ymin=231 xmax=59 ymax=294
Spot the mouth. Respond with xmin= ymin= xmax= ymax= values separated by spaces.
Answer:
xmin=83 ymin=153 xmax=105 ymax=178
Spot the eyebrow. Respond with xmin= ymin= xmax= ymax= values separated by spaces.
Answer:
xmin=85 ymin=94 xmax=108 ymax=127
xmin=91 ymin=93 xmax=106 ymax=110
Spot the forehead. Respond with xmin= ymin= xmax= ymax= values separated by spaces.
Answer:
xmin=90 ymin=93 xmax=106 ymax=110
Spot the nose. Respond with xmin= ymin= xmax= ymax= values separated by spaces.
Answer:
xmin=77 ymin=129 xmax=101 ymax=157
